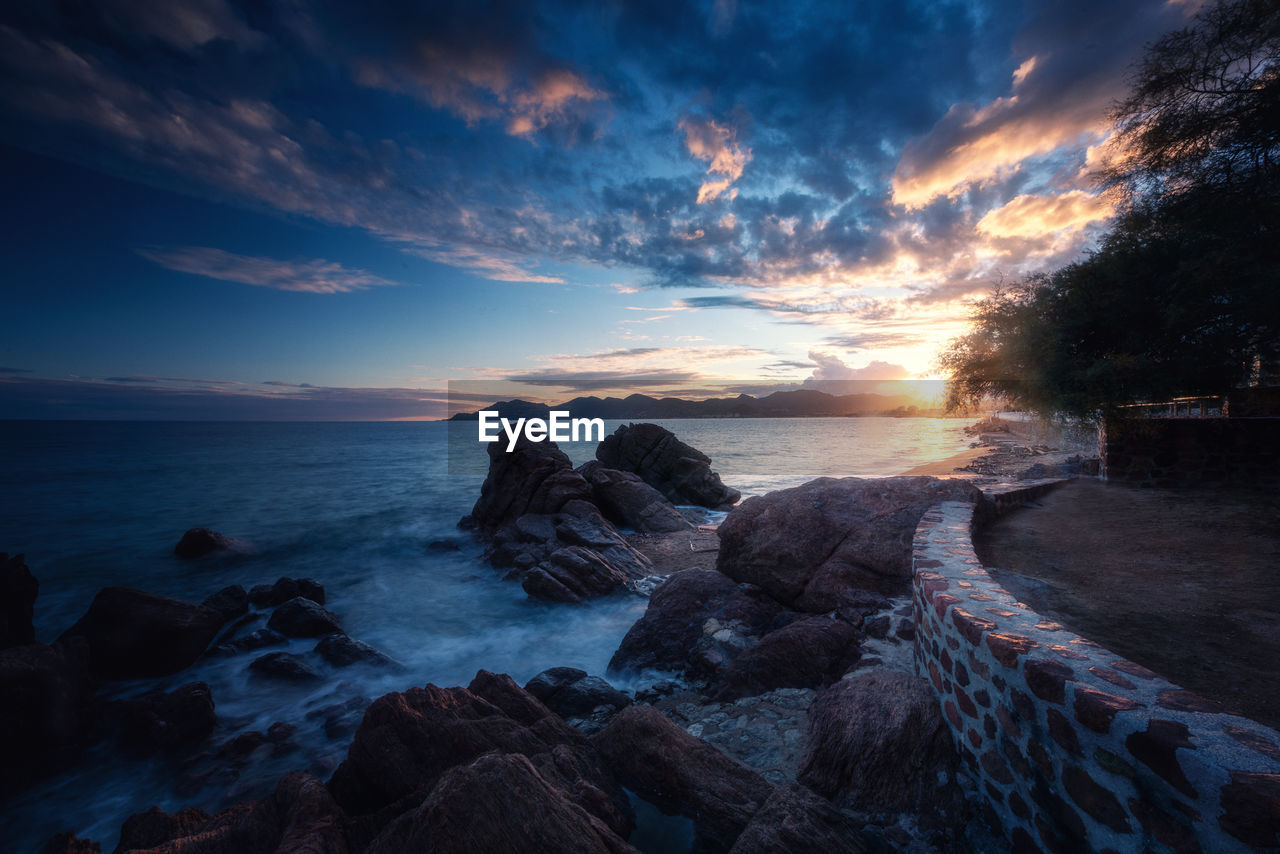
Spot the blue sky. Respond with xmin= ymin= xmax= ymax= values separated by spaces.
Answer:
xmin=0 ymin=0 xmax=1199 ymax=419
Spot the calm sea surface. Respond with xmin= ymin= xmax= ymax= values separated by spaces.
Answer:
xmin=0 ymin=417 xmax=970 ymax=849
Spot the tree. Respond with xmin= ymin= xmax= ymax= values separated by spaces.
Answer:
xmin=943 ymin=0 xmax=1280 ymax=418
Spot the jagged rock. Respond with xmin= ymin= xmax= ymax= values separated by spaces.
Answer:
xmin=524 ymin=669 xmax=632 ymax=718
xmin=202 ymin=585 xmax=249 ymax=621
xmin=1 ymin=552 xmax=38 ymax=650
xmin=327 ymin=670 xmax=632 ymax=844
xmin=314 ymin=634 xmax=399 ymax=668
xmin=609 ymin=569 xmax=785 ymax=678
xmin=593 ymin=704 xmax=772 ymax=851
xmin=727 ymin=784 xmax=869 ymax=853
xmin=712 ymin=616 xmax=860 ymax=701
xmin=596 ymin=423 xmax=740 ymax=509
xmin=717 ymin=476 xmax=982 ymax=603
xmin=0 ymin=639 xmax=95 ymax=797
xmin=174 ymin=527 xmax=238 ymax=558
xmin=249 ymin=577 xmax=326 ymax=608
xmin=249 ymin=652 xmax=323 ymax=683
xmin=117 ymin=681 xmax=216 ymax=753
xmin=577 ymin=461 xmax=692 ymax=533
xmin=465 ymin=438 xmax=594 ymax=532
xmin=799 ymin=670 xmax=962 ymax=815
xmin=41 ymin=832 xmax=101 ymax=853
xmin=365 ymin=753 xmax=637 ymax=854
xmin=59 ymin=587 xmax=225 ymax=679
xmin=112 ymin=771 xmax=348 ymax=853
xmin=522 ymin=546 xmax=634 ymax=603
xmin=267 ymin=597 xmax=342 ymax=638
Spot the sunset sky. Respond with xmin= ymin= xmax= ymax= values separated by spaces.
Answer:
xmin=0 ymin=0 xmax=1200 ymax=419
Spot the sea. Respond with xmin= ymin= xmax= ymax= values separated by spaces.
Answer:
xmin=0 ymin=417 xmax=972 ymax=851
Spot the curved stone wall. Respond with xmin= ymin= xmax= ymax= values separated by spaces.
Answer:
xmin=911 ymin=498 xmax=1280 ymax=853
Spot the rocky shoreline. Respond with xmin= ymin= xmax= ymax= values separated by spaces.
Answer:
xmin=8 ymin=418 xmax=1097 ymax=853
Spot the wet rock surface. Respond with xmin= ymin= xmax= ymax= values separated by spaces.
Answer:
xmin=173 ymin=527 xmax=240 ymax=559
xmin=596 ymin=422 xmax=740 ymax=509
xmin=267 ymin=597 xmax=343 ymax=638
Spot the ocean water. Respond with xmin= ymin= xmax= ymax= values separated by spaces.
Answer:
xmin=0 ymin=417 xmax=971 ymax=850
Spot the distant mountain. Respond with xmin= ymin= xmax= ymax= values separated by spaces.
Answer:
xmin=448 ymin=390 xmax=938 ymax=421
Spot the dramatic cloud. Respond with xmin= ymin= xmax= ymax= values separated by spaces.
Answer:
xmin=679 ymin=115 xmax=752 ymax=203
xmin=976 ymin=190 xmax=1114 ymax=239
xmin=139 ymin=247 xmax=399 ymax=293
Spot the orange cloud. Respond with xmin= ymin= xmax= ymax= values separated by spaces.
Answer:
xmin=976 ymin=190 xmax=1114 ymax=239
xmin=679 ymin=115 xmax=751 ymax=203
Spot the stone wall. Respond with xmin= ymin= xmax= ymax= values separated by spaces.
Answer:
xmin=911 ymin=498 xmax=1280 ymax=853
xmin=1099 ymin=417 xmax=1280 ymax=488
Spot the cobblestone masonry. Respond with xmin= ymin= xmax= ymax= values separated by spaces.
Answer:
xmin=912 ymin=497 xmax=1280 ymax=853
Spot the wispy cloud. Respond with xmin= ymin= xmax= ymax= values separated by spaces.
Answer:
xmin=679 ymin=114 xmax=752 ymax=204
xmin=139 ymin=247 xmax=400 ymax=293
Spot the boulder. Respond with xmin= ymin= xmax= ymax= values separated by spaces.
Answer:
xmin=593 ymin=704 xmax=773 ymax=851
xmin=798 ymin=670 xmax=962 ymax=815
xmin=327 ymin=670 xmax=632 ymax=843
xmin=577 ymin=461 xmax=692 ymax=533
xmin=117 ymin=681 xmax=216 ymax=753
xmin=59 ymin=587 xmax=225 ymax=679
xmin=174 ymin=528 xmax=237 ymax=558
xmin=716 ymin=476 xmax=982 ymax=604
xmin=249 ymin=577 xmax=326 ymax=608
xmin=1 ymin=552 xmax=38 ymax=650
xmin=596 ymin=423 xmax=740 ymax=509
xmin=250 ymin=652 xmax=323 ymax=683
xmin=465 ymin=437 xmax=594 ymax=532
xmin=609 ymin=569 xmax=784 ymax=678
xmin=202 ymin=585 xmax=249 ymax=621
xmin=314 ymin=634 xmax=399 ymax=669
xmin=209 ymin=627 xmax=287 ymax=657
xmin=727 ymin=784 xmax=869 ymax=853
xmin=267 ymin=597 xmax=342 ymax=638
xmin=522 ymin=546 xmax=634 ymax=604
xmin=524 ymin=669 xmax=632 ymax=718
xmin=365 ymin=753 xmax=637 ymax=854
xmin=111 ymin=771 xmax=348 ymax=854
xmin=0 ymin=640 xmax=95 ymax=797
xmin=712 ymin=616 xmax=860 ymax=701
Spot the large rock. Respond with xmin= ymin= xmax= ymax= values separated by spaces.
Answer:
xmin=798 ymin=670 xmax=962 ymax=816
xmin=111 ymin=771 xmax=348 ymax=854
xmin=596 ymin=423 xmax=740 ymax=509
xmin=365 ymin=753 xmax=637 ymax=854
xmin=314 ymin=633 xmax=399 ymax=669
xmin=1 ymin=552 xmax=38 ymax=650
xmin=202 ymin=585 xmax=249 ymax=621
xmin=727 ymin=784 xmax=869 ymax=853
xmin=609 ymin=569 xmax=785 ymax=678
xmin=525 ymin=668 xmax=632 ymax=718
xmin=465 ymin=438 xmax=594 ymax=531
xmin=717 ymin=476 xmax=982 ymax=604
xmin=327 ymin=670 xmax=632 ymax=842
xmin=577 ymin=461 xmax=692 ymax=533
xmin=712 ymin=616 xmax=860 ymax=701
xmin=593 ymin=704 xmax=773 ymax=851
xmin=267 ymin=597 xmax=343 ymax=638
xmin=0 ymin=640 xmax=95 ymax=797
xmin=59 ymin=587 xmax=225 ymax=679
xmin=173 ymin=527 xmax=238 ymax=558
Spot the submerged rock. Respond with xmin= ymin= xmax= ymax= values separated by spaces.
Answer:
xmin=365 ymin=753 xmax=637 ymax=854
xmin=116 ymin=681 xmax=216 ymax=753
xmin=717 ymin=476 xmax=982 ymax=604
xmin=59 ymin=587 xmax=225 ymax=679
xmin=249 ymin=652 xmax=323 ymax=683
xmin=249 ymin=577 xmax=326 ymax=608
xmin=173 ymin=527 xmax=238 ymax=559
xmin=314 ymin=633 xmax=399 ymax=669
xmin=202 ymin=584 xmax=249 ymax=621
xmin=267 ymin=597 xmax=342 ymax=638
xmin=0 ymin=552 xmax=38 ymax=650
xmin=596 ymin=423 xmax=740 ymax=509
xmin=577 ymin=461 xmax=692 ymax=533
xmin=0 ymin=639 xmax=95 ymax=797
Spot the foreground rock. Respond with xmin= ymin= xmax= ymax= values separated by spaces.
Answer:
xmin=596 ymin=423 xmax=740 ymax=509
xmin=728 ymin=784 xmax=868 ymax=853
xmin=1 ymin=552 xmax=38 ymax=650
xmin=799 ymin=670 xmax=963 ymax=817
xmin=173 ymin=527 xmax=239 ymax=558
xmin=525 ymin=667 xmax=632 ymax=733
xmin=0 ymin=639 xmax=95 ymax=797
xmin=594 ymin=704 xmax=773 ymax=851
xmin=717 ymin=476 xmax=982 ymax=603
xmin=327 ymin=670 xmax=633 ymax=845
xmin=609 ymin=569 xmax=784 ymax=679
xmin=59 ymin=587 xmax=225 ymax=679
xmin=577 ymin=461 xmax=692 ymax=533
xmin=366 ymin=753 xmax=637 ymax=854
xmin=712 ymin=616 xmax=859 ymax=701
xmin=115 ymin=681 xmax=216 ymax=753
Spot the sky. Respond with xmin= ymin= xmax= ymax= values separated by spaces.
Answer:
xmin=0 ymin=0 xmax=1201 ymax=419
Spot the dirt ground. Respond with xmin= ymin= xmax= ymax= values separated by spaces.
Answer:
xmin=975 ymin=478 xmax=1280 ymax=730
